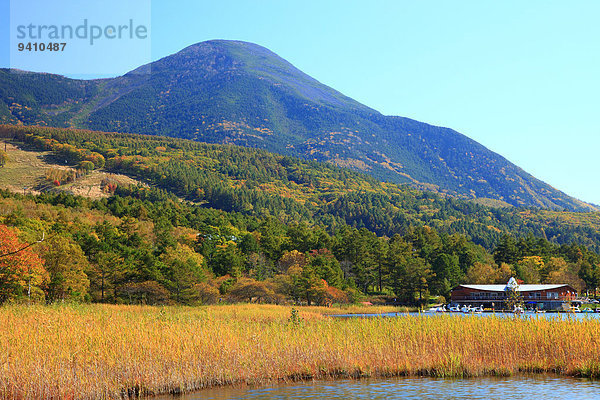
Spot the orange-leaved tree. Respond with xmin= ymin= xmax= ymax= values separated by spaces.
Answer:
xmin=0 ymin=224 xmax=48 ymax=303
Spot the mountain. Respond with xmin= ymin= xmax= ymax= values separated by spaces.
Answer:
xmin=0 ymin=40 xmax=596 ymax=212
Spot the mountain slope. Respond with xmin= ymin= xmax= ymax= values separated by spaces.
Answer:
xmin=3 ymin=124 xmax=600 ymax=254
xmin=0 ymin=40 xmax=596 ymax=212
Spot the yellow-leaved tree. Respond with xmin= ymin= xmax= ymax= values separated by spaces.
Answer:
xmin=38 ymin=235 xmax=90 ymax=303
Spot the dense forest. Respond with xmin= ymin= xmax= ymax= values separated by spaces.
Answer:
xmin=1 ymin=124 xmax=599 ymax=306
xmin=2 ymin=124 xmax=599 ymax=251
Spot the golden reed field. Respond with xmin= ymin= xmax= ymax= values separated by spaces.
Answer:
xmin=1 ymin=304 xmax=600 ymax=399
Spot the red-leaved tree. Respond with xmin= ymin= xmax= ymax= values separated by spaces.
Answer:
xmin=0 ymin=225 xmax=48 ymax=303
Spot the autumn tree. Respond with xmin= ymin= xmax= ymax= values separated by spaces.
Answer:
xmin=297 ymin=268 xmax=327 ymax=306
xmin=228 ymin=277 xmax=278 ymax=303
xmin=516 ymin=256 xmax=544 ymax=284
xmin=190 ymin=282 xmax=220 ymax=305
xmin=39 ymin=236 xmax=90 ymax=303
xmin=277 ymin=250 xmax=306 ymax=274
xmin=272 ymin=251 xmax=306 ymax=302
xmin=160 ymin=243 xmax=207 ymax=303
xmin=78 ymin=160 xmax=94 ymax=174
xmin=119 ymin=281 xmax=169 ymax=305
xmin=544 ymin=257 xmax=585 ymax=292
xmin=465 ymin=262 xmax=498 ymax=284
xmin=0 ymin=225 xmax=48 ymax=303
xmin=496 ymin=263 xmax=514 ymax=284
xmin=273 ymin=252 xmax=326 ymax=305
xmin=324 ymin=284 xmax=350 ymax=305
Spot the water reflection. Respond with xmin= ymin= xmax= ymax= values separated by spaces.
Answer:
xmin=163 ymin=376 xmax=600 ymax=400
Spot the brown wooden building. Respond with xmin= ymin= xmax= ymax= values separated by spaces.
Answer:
xmin=451 ymin=278 xmax=578 ymax=310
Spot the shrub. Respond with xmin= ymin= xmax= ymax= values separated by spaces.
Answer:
xmin=190 ymin=282 xmax=220 ymax=305
xmin=78 ymin=160 xmax=95 ymax=173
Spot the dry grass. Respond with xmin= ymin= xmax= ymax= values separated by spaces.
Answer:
xmin=0 ymin=140 xmax=140 ymax=199
xmin=0 ymin=141 xmax=52 ymax=194
xmin=1 ymin=304 xmax=600 ymax=399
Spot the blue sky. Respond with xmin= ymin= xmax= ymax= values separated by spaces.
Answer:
xmin=2 ymin=0 xmax=599 ymax=205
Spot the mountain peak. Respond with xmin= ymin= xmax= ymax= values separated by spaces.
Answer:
xmin=181 ymin=39 xmax=279 ymax=54
xmin=139 ymin=39 xmax=373 ymax=112
xmin=172 ymin=39 xmax=282 ymax=65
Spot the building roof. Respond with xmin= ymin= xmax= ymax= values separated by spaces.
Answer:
xmin=458 ymin=284 xmax=573 ymax=292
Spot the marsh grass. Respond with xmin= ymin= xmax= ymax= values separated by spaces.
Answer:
xmin=1 ymin=304 xmax=599 ymax=399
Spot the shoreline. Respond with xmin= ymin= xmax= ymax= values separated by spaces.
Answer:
xmin=330 ymin=309 xmax=597 ymax=317
xmin=150 ymin=371 xmax=595 ymax=399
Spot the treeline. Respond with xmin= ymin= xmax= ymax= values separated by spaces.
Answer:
xmin=1 ymin=124 xmax=599 ymax=253
xmin=1 ymin=188 xmax=599 ymax=307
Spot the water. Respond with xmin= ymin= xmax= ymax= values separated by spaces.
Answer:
xmin=160 ymin=376 xmax=600 ymax=399
xmin=331 ymin=311 xmax=600 ymax=320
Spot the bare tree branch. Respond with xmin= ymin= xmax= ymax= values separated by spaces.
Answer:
xmin=0 ymin=232 xmax=46 ymax=258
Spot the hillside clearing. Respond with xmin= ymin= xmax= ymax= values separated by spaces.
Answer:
xmin=0 ymin=140 xmax=141 ymax=199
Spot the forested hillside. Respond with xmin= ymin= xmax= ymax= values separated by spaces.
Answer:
xmin=1 ymin=40 xmax=596 ymax=212
xmin=2 ymin=124 xmax=600 ymax=251
xmin=1 ymin=124 xmax=599 ymax=306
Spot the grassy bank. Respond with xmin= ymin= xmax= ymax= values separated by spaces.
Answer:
xmin=1 ymin=304 xmax=600 ymax=399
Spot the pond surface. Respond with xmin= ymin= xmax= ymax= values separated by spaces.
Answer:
xmin=161 ymin=376 xmax=600 ymax=399
xmin=331 ymin=311 xmax=600 ymax=320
